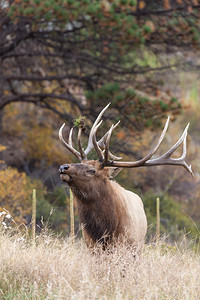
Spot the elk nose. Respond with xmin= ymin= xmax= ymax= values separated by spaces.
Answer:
xmin=59 ymin=164 xmax=69 ymax=173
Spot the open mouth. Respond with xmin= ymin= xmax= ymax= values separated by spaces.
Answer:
xmin=60 ymin=173 xmax=72 ymax=183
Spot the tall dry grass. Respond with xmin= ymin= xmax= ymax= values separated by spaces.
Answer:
xmin=0 ymin=228 xmax=199 ymax=300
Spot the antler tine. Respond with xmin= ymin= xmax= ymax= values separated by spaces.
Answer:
xmin=103 ymin=151 xmax=122 ymax=161
xmin=161 ymin=123 xmax=189 ymax=159
xmin=98 ymin=120 xmax=122 ymax=161
xmin=59 ymin=104 xmax=120 ymax=162
xmin=137 ymin=116 xmax=170 ymax=165
xmin=106 ymin=118 xmax=193 ymax=177
xmin=104 ymin=116 xmax=170 ymax=167
xmin=85 ymin=103 xmax=111 ymax=156
xmin=144 ymin=123 xmax=194 ymax=176
xmin=98 ymin=120 xmax=120 ymax=149
xmin=92 ymin=120 xmax=104 ymax=161
xmin=78 ymin=127 xmax=87 ymax=160
xmin=103 ymin=124 xmax=114 ymax=164
xmin=84 ymin=103 xmax=122 ymax=160
xmin=178 ymin=125 xmax=193 ymax=175
xmin=69 ymin=128 xmax=74 ymax=147
xmin=59 ymin=123 xmax=81 ymax=160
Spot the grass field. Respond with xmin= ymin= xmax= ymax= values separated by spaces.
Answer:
xmin=0 ymin=228 xmax=199 ymax=300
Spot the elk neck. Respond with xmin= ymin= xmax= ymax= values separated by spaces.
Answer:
xmin=69 ymin=177 xmax=119 ymax=244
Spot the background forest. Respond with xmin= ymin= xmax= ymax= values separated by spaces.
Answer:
xmin=0 ymin=0 xmax=200 ymax=242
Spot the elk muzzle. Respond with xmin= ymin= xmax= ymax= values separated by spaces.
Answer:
xmin=59 ymin=164 xmax=69 ymax=173
xmin=59 ymin=164 xmax=72 ymax=182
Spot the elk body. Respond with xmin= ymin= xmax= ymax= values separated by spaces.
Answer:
xmin=59 ymin=104 xmax=193 ymax=248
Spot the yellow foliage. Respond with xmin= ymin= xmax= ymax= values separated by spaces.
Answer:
xmin=3 ymin=104 xmax=24 ymax=135
xmin=0 ymin=167 xmax=42 ymax=224
xmin=0 ymin=144 xmax=6 ymax=164
xmin=139 ymin=1 xmax=146 ymax=9
xmin=3 ymin=102 xmax=72 ymax=166
xmin=0 ymin=144 xmax=6 ymax=152
xmin=23 ymin=125 xmax=69 ymax=165
xmin=163 ymin=0 xmax=170 ymax=9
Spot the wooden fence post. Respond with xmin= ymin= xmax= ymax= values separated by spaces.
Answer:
xmin=69 ymin=189 xmax=75 ymax=244
xmin=156 ymin=197 xmax=160 ymax=243
xmin=32 ymin=189 xmax=37 ymax=246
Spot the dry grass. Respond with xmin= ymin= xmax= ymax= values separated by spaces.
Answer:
xmin=0 ymin=229 xmax=199 ymax=300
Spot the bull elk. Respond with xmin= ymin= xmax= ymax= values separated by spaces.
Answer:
xmin=59 ymin=103 xmax=193 ymax=248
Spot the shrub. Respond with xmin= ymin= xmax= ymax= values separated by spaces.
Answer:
xmin=143 ymin=192 xmax=198 ymax=241
xmin=0 ymin=167 xmax=42 ymax=224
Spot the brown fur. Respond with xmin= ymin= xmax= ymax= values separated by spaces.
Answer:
xmin=60 ymin=160 xmax=147 ymax=248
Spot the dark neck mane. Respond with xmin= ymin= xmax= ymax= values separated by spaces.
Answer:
xmin=70 ymin=180 xmax=119 ymax=244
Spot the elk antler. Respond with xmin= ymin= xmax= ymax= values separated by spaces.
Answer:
xmin=59 ymin=124 xmax=82 ymax=160
xmin=58 ymin=103 xmax=121 ymax=161
xmin=59 ymin=104 xmax=193 ymax=177
xmin=100 ymin=117 xmax=194 ymax=176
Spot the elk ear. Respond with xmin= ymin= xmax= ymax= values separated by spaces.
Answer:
xmin=106 ymin=167 xmax=123 ymax=178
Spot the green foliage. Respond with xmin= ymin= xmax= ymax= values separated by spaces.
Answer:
xmin=72 ymin=116 xmax=86 ymax=129
xmin=37 ymin=189 xmax=67 ymax=232
xmin=3 ymin=1 xmax=199 ymax=142
xmin=143 ymin=25 xmax=152 ymax=33
xmin=86 ymin=83 xmax=182 ymax=131
xmin=7 ymin=0 xmax=151 ymax=48
xmin=159 ymin=101 xmax=168 ymax=111
xmin=143 ymin=192 xmax=198 ymax=241
xmin=41 ymin=186 xmax=79 ymax=234
xmin=170 ymin=97 xmax=178 ymax=103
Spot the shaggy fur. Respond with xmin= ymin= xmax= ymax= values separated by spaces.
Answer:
xmin=60 ymin=160 xmax=147 ymax=248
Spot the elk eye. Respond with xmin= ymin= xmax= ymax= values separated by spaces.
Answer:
xmin=86 ymin=169 xmax=96 ymax=175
